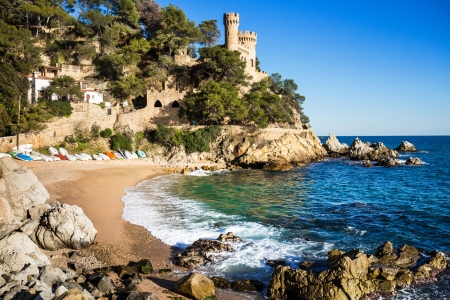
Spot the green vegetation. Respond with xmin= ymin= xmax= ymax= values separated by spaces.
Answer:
xmin=100 ymin=128 xmax=113 ymax=138
xmin=110 ymin=132 xmax=133 ymax=151
xmin=150 ymin=123 xmax=220 ymax=154
xmin=0 ymin=0 xmax=310 ymax=138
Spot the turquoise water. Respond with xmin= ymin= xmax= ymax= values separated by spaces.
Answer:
xmin=122 ymin=136 xmax=450 ymax=299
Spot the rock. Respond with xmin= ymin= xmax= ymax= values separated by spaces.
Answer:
xmin=395 ymin=141 xmax=418 ymax=152
xmin=322 ymin=134 xmax=349 ymax=155
xmin=348 ymin=139 xmax=399 ymax=162
xmin=0 ymin=232 xmax=50 ymax=276
xmin=173 ymin=273 xmax=216 ymax=300
xmin=176 ymin=238 xmax=234 ymax=269
xmin=54 ymin=285 xmax=68 ymax=298
xmin=348 ymin=138 xmax=374 ymax=160
xmin=68 ymin=262 xmax=86 ymax=273
xmin=395 ymin=244 xmax=420 ymax=266
xmin=35 ymin=289 xmax=54 ymax=300
xmin=217 ymin=232 xmax=242 ymax=243
xmin=0 ymin=274 xmax=5 ymax=287
xmin=375 ymin=241 xmax=394 ymax=257
xmin=96 ymin=277 xmax=115 ymax=295
xmin=405 ymin=157 xmax=422 ymax=165
xmin=232 ymin=279 xmax=264 ymax=291
xmin=376 ymin=157 xmax=400 ymax=166
xmin=54 ymin=288 xmax=88 ymax=300
xmin=0 ymin=157 xmax=50 ymax=223
xmin=39 ymin=266 xmax=68 ymax=286
xmin=59 ymin=282 xmax=83 ymax=291
xmin=158 ymin=269 xmax=172 ymax=275
xmin=0 ymin=219 xmax=23 ymax=239
xmin=413 ymin=251 xmax=447 ymax=284
xmin=267 ymin=259 xmax=286 ymax=268
xmin=211 ymin=276 xmax=231 ymax=289
xmin=126 ymin=292 xmax=159 ymax=300
xmin=2 ymin=285 xmax=34 ymax=300
xmin=34 ymin=204 xmax=97 ymax=251
xmin=132 ymin=259 xmax=153 ymax=274
xmin=27 ymin=204 xmax=51 ymax=220
xmin=28 ymin=280 xmax=51 ymax=292
xmin=115 ymin=265 xmax=136 ymax=279
xmin=19 ymin=219 xmax=40 ymax=236
xmin=362 ymin=160 xmax=371 ymax=167
xmin=263 ymin=159 xmax=293 ymax=171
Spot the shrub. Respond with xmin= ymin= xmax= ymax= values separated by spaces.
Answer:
xmin=100 ymin=128 xmax=112 ymax=138
xmin=65 ymin=135 xmax=76 ymax=144
xmin=110 ymin=132 xmax=132 ymax=151
xmin=91 ymin=124 xmax=101 ymax=139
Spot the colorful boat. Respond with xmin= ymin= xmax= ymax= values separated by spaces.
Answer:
xmin=16 ymin=153 xmax=33 ymax=161
xmin=136 ymin=150 xmax=147 ymax=158
xmin=105 ymin=151 xmax=116 ymax=159
xmin=55 ymin=154 xmax=66 ymax=161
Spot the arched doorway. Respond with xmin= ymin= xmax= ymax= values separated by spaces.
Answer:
xmin=172 ymin=100 xmax=180 ymax=108
xmin=154 ymin=100 xmax=162 ymax=107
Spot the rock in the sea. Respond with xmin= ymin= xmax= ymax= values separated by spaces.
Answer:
xmin=405 ymin=157 xmax=422 ymax=165
xmin=34 ymin=204 xmax=97 ymax=251
xmin=322 ymin=133 xmax=349 ymax=155
xmin=176 ymin=238 xmax=235 ymax=269
xmin=376 ymin=157 xmax=400 ymax=166
xmin=395 ymin=141 xmax=418 ymax=152
xmin=349 ymin=138 xmax=399 ymax=161
xmin=0 ymin=157 xmax=50 ymax=223
xmin=173 ymin=272 xmax=216 ymax=300
xmin=263 ymin=159 xmax=293 ymax=171
xmin=0 ymin=232 xmax=50 ymax=276
xmin=267 ymin=242 xmax=448 ymax=300
xmin=217 ymin=232 xmax=242 ymax=243
xmin=212 ymin=276 xmax=231 ymax=289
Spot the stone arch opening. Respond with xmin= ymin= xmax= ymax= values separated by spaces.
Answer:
xmin=172 ymin=100 xmax=180 ymax=108
xmin=154 ymin=100 xmax=162 ymax=107
xmin=251 ymin=59 xmax=254 ymax=67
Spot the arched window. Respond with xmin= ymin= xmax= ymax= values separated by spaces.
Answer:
xmin=228 ymin=31 xmax=230 ymax=36
xmin=172 ymin=100 xmax=180 ymax=108
xmin=154 ymin=100 xmax=162 ymax=107
xmin=251 ymin=59 xmax=254 ymax=67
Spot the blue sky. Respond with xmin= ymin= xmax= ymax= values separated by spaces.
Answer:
xmin=157 ymin=0 xmax=450 ymax=135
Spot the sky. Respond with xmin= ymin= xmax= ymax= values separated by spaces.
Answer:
xmin=157 ymin=0 xmax=450 ymax=136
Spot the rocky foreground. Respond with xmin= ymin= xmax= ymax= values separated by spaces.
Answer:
xmin=322 ymin=134 xmax=422 ymax=167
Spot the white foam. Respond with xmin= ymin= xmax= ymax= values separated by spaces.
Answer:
xmin=122 ymin=174 xmax=333 ymax=278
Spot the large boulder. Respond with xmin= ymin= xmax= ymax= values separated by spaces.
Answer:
xmin=322 ymin=134 xmax=349 ymax=155
xmin=0 ymin=157 xmax=50 ymax=223
xmin=405 ymin=157 xmax=422 ymax=165
xmin=263 ymin=159 xmax=293 ymax=171
xmin=173 ymin=273 xmax=216 ymax=300
xmin=0 ymin=232 xmax=50 ymax=276
xmin=34 ymin=204 xmax=97 ymax=251
xmin=395 ymin=141 xmax=418 ymax=152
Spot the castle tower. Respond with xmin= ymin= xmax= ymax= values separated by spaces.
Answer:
xmin=224 ymin=12 xmax=240 ymax=51
xmin=238 ymin=30 xmax=257 ymax=51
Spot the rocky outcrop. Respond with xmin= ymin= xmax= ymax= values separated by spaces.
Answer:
xmin=267 ymin=242 xmax=447 ymax=300
xmin=263 ymin=159 xmax=293 ymax=171
xmin=348 ymin=139 xmax=399 ymax=161
xmin=34 ymin=204 xmax=97 ymax=251
xmin=0 ymin=232 xmax=50 ymax=276
xmin=173 ymin=273 xmax=216 ymax=300
xmin=0 ymin=156 xmax=50 ymax=223
xmin=175 ymin=236 xmax=237 ymax=269
xmin=395 ymin=141 xmax=418 ymax=152
xmin=405 ymin=157 xmax=422 ymax=165
xmin=322 ymin=133 xmax=349 ymax=156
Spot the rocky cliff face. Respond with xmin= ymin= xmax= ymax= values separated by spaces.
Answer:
xmin=145 ymin=126 xmax=327 ymax=169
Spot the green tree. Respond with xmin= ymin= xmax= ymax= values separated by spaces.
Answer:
xmin=136 ymin=0 xmax=162 ymax=39
xmin=191 ymin=46 xmax=250 ymax=87
xmin=151 ymin=4 xmax=201 ymax=55
xmin=198 ymin=19 xmax=220 ymax=47
xmin=46 ymin=75 xmax=83 ymax=101
xmin=113 ymin=0 xmax=139 ymax=28
xmin=109 ymin=74 xmax=146 ymax=101
xmin=185 ymin=80 xmax=247 ymax=125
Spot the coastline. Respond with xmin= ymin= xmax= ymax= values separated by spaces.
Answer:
xmin=22 ymin=160 xmax=189 ymax=298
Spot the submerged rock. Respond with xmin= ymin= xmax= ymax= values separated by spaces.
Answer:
xmin=263 ymin=159 xmax=293 ymax=171
xmin=396 ymin=141 xmax=418 ymax=152
xmin=267 ymin=241 xmax=447 ymax=300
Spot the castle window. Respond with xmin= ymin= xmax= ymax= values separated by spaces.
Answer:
xmin=172 ymin=100 xmax=180 ymax=108
xmin=251 ymin=59 xmax=254 ymax=67
xmin=154 ymin=100 xmax=162 ymax=107
xmin=228 ymin=31 xmax=229 ymax=36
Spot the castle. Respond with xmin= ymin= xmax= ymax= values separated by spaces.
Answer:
xmin=224 ymin=12 xmax=268 ymax=82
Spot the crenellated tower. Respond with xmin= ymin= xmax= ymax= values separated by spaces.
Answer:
xmin=224 ymin=12 xmax=240 ymax=51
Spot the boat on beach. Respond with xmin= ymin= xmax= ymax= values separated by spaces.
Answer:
xmin=81 ymin=153 xmax=93 ymax=160
xmin=105 ymin=151 xmax=116 ymax=159
xmin=136 ymin=150 xmax=147 ymax=158
xmin=124 ymin=151 xmax=133 ymax=159
xmin=98 ymin=153 xmax=110 ymax=160
xmin=48 ymin=147 xmax=58 ymax=156
xmin=92 ymin=154 xmax=102 ymax=160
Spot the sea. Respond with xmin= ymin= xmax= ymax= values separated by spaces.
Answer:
xmin=122 ymin=136 xmax=450 ymax=299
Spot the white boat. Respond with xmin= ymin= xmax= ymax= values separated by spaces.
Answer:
xmin=131 ymin=152 xmax=138 ymax=159
xmin=0 ymin=153 xmax=12 ymax=158
xmin=48 ymin=147 xmax=58 ymax=156
xmin=59 ymin=147 xmax=68 ymax=156
xmin=13 ymin=144 xmax=33 ymax=152
xmin=50 ymin=155 xmax=61 ymax=161
xmin=81 ymin=153 xmax=93 ymax=160
xmin=92 ymin=154 xmax=102 ymax=160
xmin=29 ymin=154 xmax=43 ymax=161
xmin=65 ymin=154 xmax=77 ymax=161
xmin=98 ymin=153 xmax=110 ymax=160
xmin=124 ymin=151 xmax=133 ymax=159
xmin=40 ymin=154 xmax=53 ymax=162
xmin=75 ymin=154 xmax=87 ymax=161
xmin=113 ymin=151 xmax=123 ymax=159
